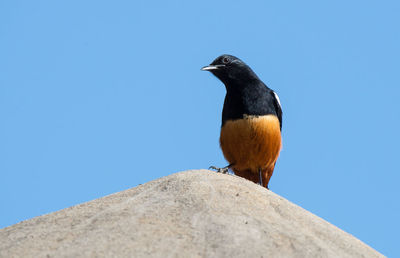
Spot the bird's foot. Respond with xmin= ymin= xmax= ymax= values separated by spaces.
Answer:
xmin=209 ymin=166 xmax=229 ymax=174
xmin=258 ymin=168 xmax=263 ymax=186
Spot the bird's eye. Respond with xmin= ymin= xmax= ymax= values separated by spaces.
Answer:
xmin=222 ymin=57 xmax=230 ymax=64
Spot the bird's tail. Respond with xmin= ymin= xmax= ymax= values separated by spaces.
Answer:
xmin=261 ymin=164 xmax=275 ymax=189
xmin=233 ymin=164 xmax=275 ymax=189
xmin=233 ymin=169 xmax=260 ymax=185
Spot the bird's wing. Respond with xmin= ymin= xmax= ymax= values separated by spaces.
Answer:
xmin=272 ymin=91 xmax=282 ymax=131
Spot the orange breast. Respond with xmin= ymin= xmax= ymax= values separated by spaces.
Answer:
xmin=220 ymin=114 xmax=282 ymax=173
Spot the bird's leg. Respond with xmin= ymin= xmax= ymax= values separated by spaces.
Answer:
xmin=209 ymin=163 xmax=234 ymax=174
xmin=259 ymin=168 xmax=263 ymax=186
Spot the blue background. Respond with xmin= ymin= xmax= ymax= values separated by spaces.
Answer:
xmin=1 ymin=1 xmax=399 ymax=256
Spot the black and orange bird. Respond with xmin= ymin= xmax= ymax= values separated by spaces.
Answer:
xmin=202 ymin=54 xmax=282 ymax=189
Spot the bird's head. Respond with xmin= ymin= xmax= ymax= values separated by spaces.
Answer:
xmin=201 ymin=54 xmax=259 ymax=86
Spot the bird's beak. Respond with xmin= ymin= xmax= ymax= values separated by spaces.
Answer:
xmin=201 ymin=64 xmax=225 ymax=71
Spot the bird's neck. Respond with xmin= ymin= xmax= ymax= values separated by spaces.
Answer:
xmin=224 ymin=77 xmax=263 ymax=94
xmin=224 ymin=72 xmax=259 ymax=88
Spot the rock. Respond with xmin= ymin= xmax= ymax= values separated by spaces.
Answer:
xmin=0 ymin=170 xmax=383 ymax=257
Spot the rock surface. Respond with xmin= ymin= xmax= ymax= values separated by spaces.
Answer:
xmin=0 ymin=170 xmax=383 ymax=257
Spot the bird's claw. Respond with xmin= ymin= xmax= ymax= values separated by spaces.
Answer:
xmin=209 ymin=166 xmax=229 ymax=174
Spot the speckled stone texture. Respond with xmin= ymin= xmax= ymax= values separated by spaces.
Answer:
xmin=0 ymin=170 xmax=383 ymax=257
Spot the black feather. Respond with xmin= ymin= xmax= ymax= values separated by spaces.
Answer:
xmin=205 ymin=54 xmax=282 ymax=130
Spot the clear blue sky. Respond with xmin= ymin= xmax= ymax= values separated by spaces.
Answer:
xmin=1 ymin=0 xmax=399 ymax=256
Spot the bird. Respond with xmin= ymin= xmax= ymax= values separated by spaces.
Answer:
xmin=202 ymin=54 xmax=282 ymax=189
